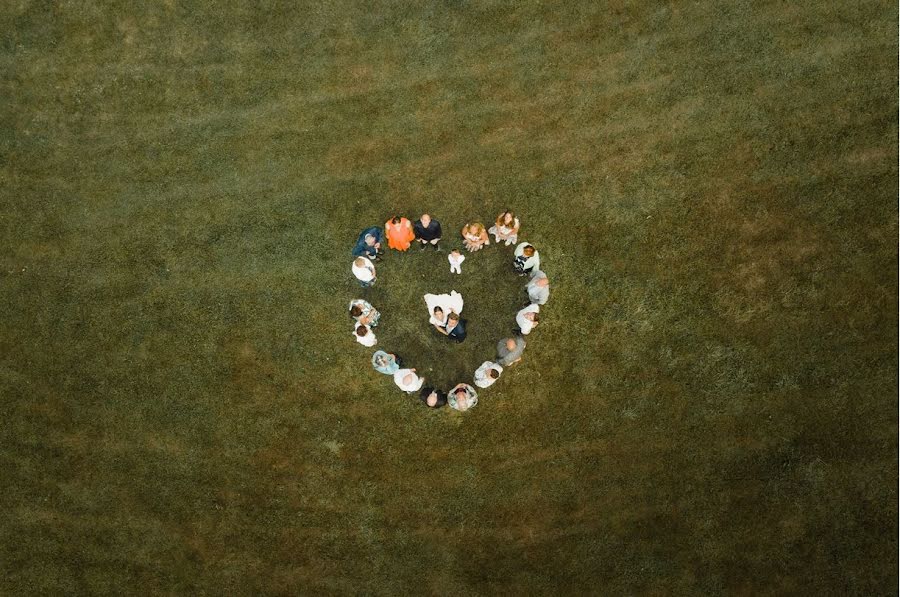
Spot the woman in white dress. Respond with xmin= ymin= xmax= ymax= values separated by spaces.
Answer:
xmin=424 ymin=290 xmax=464 ymax=328
xmin=489 ymin=210 xmax=521 ymax=245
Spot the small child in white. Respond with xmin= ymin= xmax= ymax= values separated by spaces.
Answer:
xmin=448 ymin=249 xmax=465 ymax=274
xmin=354 ymin=324 xmax=376 ymax=347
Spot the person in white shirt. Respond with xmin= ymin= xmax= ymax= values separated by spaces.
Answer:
xmin=527 ymin=270 xmax=550 ymax=305
xmin=474 ymin=361 xmax=503 ymax=388
xmin=352 ymin=257 xmax=376 ymax=287
xmin=394 ymin=368 xmax=425 ymax=393
xmin=489 ymin=210 xmax=521 ymax=245
xmin=354 ymin=324 xmax=376 ymax=347
xmin=513 ymin=242 xmax=540 ymax=276
xmin=448 ymin=249 xmax=465 ymax=274
xmin=516 ymin=304 xmax=540 ymax=335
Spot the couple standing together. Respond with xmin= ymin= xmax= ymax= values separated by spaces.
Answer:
xmin=424 ymin=290 xmax=467 ymax=343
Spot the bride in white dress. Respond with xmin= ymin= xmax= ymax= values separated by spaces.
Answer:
xmin=424 ymin=290 xmax=464 ymax=328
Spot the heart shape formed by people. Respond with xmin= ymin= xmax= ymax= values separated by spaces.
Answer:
xmin=347 ymin=213 xmax=549 ymax=412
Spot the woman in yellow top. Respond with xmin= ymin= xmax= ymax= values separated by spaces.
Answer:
xmin=461 ymin=222 xmax=490 ymax=252
xmin=385 ymin=215 xmax=415 ymax=251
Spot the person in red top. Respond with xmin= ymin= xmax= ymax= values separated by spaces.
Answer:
xmin=385 ymin=215 xmax=415 ymax=251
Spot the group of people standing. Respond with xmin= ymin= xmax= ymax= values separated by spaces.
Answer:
xmin=349 ymin=211 xmax=551 ymax=412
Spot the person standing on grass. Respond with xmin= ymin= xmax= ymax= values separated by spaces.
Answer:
xmin=419 ymin=386 xmax=447 ymax=408
xmin=437 ymin=312 xmax=467 ymax=343
xmin=352 ymin=227 xmax=383 ymax=260
xmin=394 ymin=368 xmax=425 ymax=393
xmin=497 ymin=336 xmax=526 ymax=367
xmin=488 ymin=210 xmax=521 ymax=246
xmin=413 ymin=213 xmax=442 ymax=251
xmin=354 ymin=324 xmax=376 ymax=347
xmin=461 ymin=222 xmax=490 ymax=252
xmin=352 ymin=257 xmax=376 ymax=287
xmin=474 ymin=361 xmax=503 ymax=389
xmin=385 ymin=215 xmax=415 ymax=251
xmin=372 ymin=351 xmax=401 ymax=375
xmin=526 ymin=270 xmax=550 ymax=305
xmin=515 ymin=304 xmax=540 ymax=335
xmin=349 ymin=299 xmax=380 ymax=327
xmin=424 ymin=291 xmax=464 ymax=327
xmin=448 ymin=249 xmax=465 ymax=274
xmin=448 ymin=383 xmax=478 ymax=411
xmin=513 ymin=242 xmax=540 ymax=276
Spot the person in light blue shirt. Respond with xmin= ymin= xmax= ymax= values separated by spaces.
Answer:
xmin=371 ymin=351 xmax=400 ymax=375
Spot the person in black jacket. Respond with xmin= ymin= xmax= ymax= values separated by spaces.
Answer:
xmin=438 ymin=313 xmax=467 ymax=343
xmin=419 ymin=386 xmax=447 ymax=409
xmin=413 ymin=213 xmax=442 ymax=251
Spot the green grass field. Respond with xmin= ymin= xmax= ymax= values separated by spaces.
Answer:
xmin=2 ymin=0 xmax=897 ymax=593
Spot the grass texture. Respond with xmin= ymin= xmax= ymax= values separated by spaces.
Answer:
xmin=1 ymin=0 xmax=897 ymax=594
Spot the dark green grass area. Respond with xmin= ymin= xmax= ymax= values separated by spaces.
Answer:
xmin=1 ymin=0 xmax=897 ymax=593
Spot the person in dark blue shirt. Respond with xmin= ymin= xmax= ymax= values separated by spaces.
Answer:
xmin=438 ymin=313 xmax=467 ymax=343
xmin=413 ymin=213 xmax=442 ymax=251
xmin=352 ymin=226 xmax=383 ymax=260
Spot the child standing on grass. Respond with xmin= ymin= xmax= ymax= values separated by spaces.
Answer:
xmin=448 ymin=249 xmax=465 ymax=274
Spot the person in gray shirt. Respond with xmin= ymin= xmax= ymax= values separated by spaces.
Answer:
xmin=527 ymin=270 xmax=550 ymax=305
xmin=497 ymin=336 xmax=526 ymax=367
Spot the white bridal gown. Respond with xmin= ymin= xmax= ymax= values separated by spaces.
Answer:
xmin=424 ymin=291 xmax=464 ymax=327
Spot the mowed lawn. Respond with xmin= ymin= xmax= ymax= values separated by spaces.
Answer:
xmin=1 ymin=0 xmax=896 ymax=594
